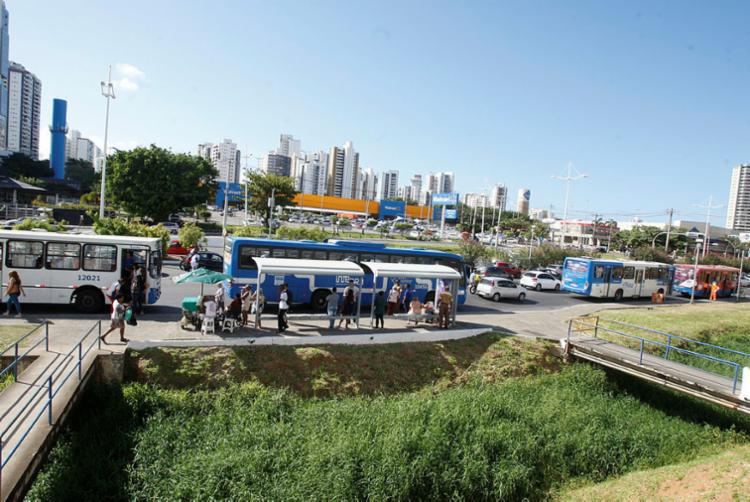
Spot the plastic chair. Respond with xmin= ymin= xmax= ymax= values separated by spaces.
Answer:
xmin=221 ymin=317 xmax=239 ymax=333
xmin=201 ymin=316 xmax=216 ymax=335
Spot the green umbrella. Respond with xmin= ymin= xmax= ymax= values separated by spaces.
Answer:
xmin=173 ymin=268 xmax=232 ymax=296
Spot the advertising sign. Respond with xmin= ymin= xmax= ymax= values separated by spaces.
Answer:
xmin=215 ymin=182 xmax=243 ymax=207
xmin=378 ymin=199 xmax=406 ymax=219
xmin=431 ymin=192 xmax=459 ymax=206
xmin=444 ymin=208 xmax=458 ymax=220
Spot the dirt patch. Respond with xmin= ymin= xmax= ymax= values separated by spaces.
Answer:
xmin=656 ymin=457 xmax=750 ymax=502
xmin=125 ymin=333 xmax=562 ymax=397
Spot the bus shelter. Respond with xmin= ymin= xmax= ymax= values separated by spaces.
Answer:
xmin=252 ymin=257 xmax=365 ymax=327
xmin=361 ymin=262 xmax=462 ymax=327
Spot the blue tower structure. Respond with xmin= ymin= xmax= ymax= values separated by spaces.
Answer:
xmin=49 ymin=98 xmax=68 ymax=180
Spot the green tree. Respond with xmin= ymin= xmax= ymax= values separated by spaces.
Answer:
xmin=93 ymin=216 xmax=171 ymax=253
xmin=106 ymin=145 xmax=217 ymax=222
xmin=458 ymin=239 xmax=494 ymax=269
xmin=178 ymin=223 xmax=205 ymax=248
xmin=0 ymin=152 xmax=53 ymax=178
xmin=244 ymin=171 xmax=297 ymax=228
xmin=65 ymin=159 xmax=99 ymax=193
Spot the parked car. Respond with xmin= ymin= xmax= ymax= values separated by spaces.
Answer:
xmin=155 ymin=221 xmax=180 ymax=234
xmin=476 ymin=277 xmax=526 ymax=302
xmin=741 ymin=274 xmax=750 ymax=288
xmin=538 ymin=267 xmax=562 ymax=280
xmin=180 ymin=252 xmax=224 ymax=272
xmin=476 ymin=266 xmax=514 ymax=280
xmin=494 ymin=261 xmax=523 ymax=278
xmin=167 ymin=240 xmax=189 ymax=255
xmin=520 ymin=271 xmax=562 ymax=291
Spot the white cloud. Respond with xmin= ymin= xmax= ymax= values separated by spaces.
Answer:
xmin=112 ymin=62 xmax=145 ymax=92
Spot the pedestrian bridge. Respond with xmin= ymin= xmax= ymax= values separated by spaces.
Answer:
xmin=562 ymin=316 xmax=750 ymax=414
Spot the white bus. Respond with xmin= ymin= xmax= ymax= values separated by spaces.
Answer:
xmin=0 ymin=230 xmax=163 ymax=313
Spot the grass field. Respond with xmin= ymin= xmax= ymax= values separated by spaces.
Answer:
xmin=28 ymin=333 xmax=750 ymax=501
xmin=0 ymin=323 xmax=43 ymax=352
xmin=588 ymin=303 xmax=750 ymax=379
xmin=561 ymin=444 xmax=750 ymax=501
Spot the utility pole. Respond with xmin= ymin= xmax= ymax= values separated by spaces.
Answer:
xmin=690 ymin=237 xmax=703 ymax=304
xmin=98 ymin=66 xmax=115 ymax=219
xmin=592 ymin=213 xmax=599 ymax=248
xmin=664 ymin=208 xmax=674 ymax=252
xmin=738 ymin=248 xmax=747 ymax=302
xmin=551 ymin=162 xmax=587 ymax=246
xmin=267 ymin=187 xmax=276 ymax=238
xmin=694 ymin=196 xmax=723 ymax=258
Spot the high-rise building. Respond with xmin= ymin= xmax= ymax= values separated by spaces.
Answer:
xmin=490 ymin=184 xmax=507 ymax=212
xmin=726 ymin=164 xmax=750 ymax=231
xmin=326 ymin=141 xmax=359 ymax=198
xmin=295 ymin=150 xmax=328 ymax=195
xmin=7 ymin=62 xmax=41 ymax=159
xmin=198 ymin=139 xmax=240 ymax=183
xmin=516 ymin=188 xmax=530 ymax=215
xmin=65 ymin=129 xmax=101 ymax=166
xmin=260 ymin=152 xmax=292 ymax=177
xmin=0 ymin=1 xmax=8 ymax=149
xmin=438 ymin=172 xmax=454 ymax=193
xmin=410 ymin=174 xmax=422 ymax=198
xmin=398 ymin=185 xmax=413 ymax=201
xmin=462 ymin=193 xmax=485 ymax=209
xmin=277 ymin=134 xmax=300 ymax=158
xmin=360 ymin=167 xmax=378 ymax=200
xmin=380 ymin=170 xmax=399 ymax=200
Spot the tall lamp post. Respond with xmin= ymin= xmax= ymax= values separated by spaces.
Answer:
xmin=98 ymin=66 xmax=115 ymax=219
xmin=690 ymin=237 xmax=703 ymax=305
xmin=552 ymin=162 xmax=587 ymax=247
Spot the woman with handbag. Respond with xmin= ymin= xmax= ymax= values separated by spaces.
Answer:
xmin=5 ymin=271 xmax=25 ymax=317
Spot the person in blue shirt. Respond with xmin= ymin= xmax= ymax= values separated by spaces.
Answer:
xmin=401 ymin=283 xmax=413 ymax=313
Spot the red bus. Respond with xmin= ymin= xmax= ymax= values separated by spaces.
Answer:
xmin=672 ymin=264 xmax=740 ymax=298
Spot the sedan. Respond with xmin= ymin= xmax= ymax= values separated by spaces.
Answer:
xmin=520 ymin=271 xmax=562 ymax=291
xmin=180 ymin=252 xmax=224 ymax=272
xmin=476 ymin=278 xmax=526 ymax=302
xmin=167 ymin=240 xmax=189 ymax=256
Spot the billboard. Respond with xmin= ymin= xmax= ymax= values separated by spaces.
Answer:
xmin=215 ymin=182 xmax=244 ymax=207
xmin=378 ymin=199 xmax=406 ymax=219
xmin=432 ymin=192 xmax=458 ymax=206
xmin=444 ymin=208 xmax=458 ymax=220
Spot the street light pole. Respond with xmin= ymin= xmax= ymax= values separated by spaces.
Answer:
xmin=690 ymin=237 xmax=703 ymax=305
xmin=98 ymin=66 xmax=115 ymax=219
xmin=737 ymin=249 xmax=746 ymax=302
xmin=268 ymin=187 xmax=276 ymax=238
xmin=551 ymin=162 xmax=587 ymax=247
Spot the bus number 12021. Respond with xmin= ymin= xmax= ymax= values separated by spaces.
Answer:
xmin=77 ymin=274 xmax=101 ymax=282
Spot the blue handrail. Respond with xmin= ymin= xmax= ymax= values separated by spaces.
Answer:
xmin=0 ymin=320 xmax=101 ymax=473
xmin=570 ymin=317 xmax=744 ymax=394
xmin=0 ymin=323 xmax=49 ymax=382
xmin=602 ymin=318 xmax=750 ymax=362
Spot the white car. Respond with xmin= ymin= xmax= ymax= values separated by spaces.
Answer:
xmin=741 ymin=274 xmax=750 ymax=288
xmin=520 ymin=271 xmax=562 ymax=291
xmin=476 ymin=277 xmax=526 ymax=302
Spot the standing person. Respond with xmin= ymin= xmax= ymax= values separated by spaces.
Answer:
xmin=407 ymin=296 xmax=424 ymax=326
xmin=240 ymin=285 xmax=252 ymax=326
xmin=190 ymin=251 xmax=200 ymax=272
xmin=278 ymin=284 xmax=289 ymax=333
xmin=710 ymin=281 xmax=720 ymax=301
xmin=401 ymin=284 xmax=413 ymax=313
xmin=214 ymin=282 xmax=226 ymax=312
xmin=343 ymin=279 xmax=360 ymax=315
xmin=100 ymin=294 xmax=129 ymax=344
xmin=387 ymin=280 xmax=401 ymax=315
xmin=131 ymin=263 xmax=146 ymax=315
xmin=107 ymin=278 xmax=125 ymax=304
xmin=326 ymin=287 xmax=339 ymax=330
xmin=251 ymin=287 xmax=265 ymax=328
xmin=122 ymin=251 xmax=135 ymax=280
xmin=284 ymin=284 xmax=293 ymax=313
xmin=4 ymin=271 xmax=25 ymax=317
xmin=337 ymin=289 xmax=355 ymax=329
xmin=437 ymin=289 xmax=453 ymax=329
xmin=373 ymin=290 xmax=386 ymax=329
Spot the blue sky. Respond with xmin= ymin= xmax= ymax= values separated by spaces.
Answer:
xmin=9 ymin=0 xmax=749 ymax=224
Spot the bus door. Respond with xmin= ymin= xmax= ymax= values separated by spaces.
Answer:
xmin=608 ymin=266 xmax=623 ymax=298
xmin=634 ymin=269 xmax=644 ymax=297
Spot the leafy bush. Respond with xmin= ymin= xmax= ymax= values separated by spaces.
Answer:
xmin=13 ymin=218 xmax=66 ymax=232
xmin=630 ymin=246 xmax=673 ymax=264
xmin=27 ymin=365 xmax=747 ymax=501
xmin=227 ymin=225 xmax=265 ymax=237
xmin=93 ymin=217 xmax=170 ymax=253
xmin=275 ymin=225 xmax=329 ymax=242
xmin=516 ymin=244 xmax=590 ymax=270
xmin=459 ymin=239 xmax=495 ymax=268
xmin=177 ymin=223 xmax=205 ymax=248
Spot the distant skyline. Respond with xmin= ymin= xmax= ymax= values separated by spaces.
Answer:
xmin=7 ymin=0 xmax=749 ymax=224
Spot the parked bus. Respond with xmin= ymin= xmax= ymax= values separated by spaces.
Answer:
xmin=562 ymin=257 xmax=672 ymax=300
xmin=224 ymin=238 xmax=469 ymax=309
xmin=0 ymin=230 xmax=163 ymax=313
xmin=672 ymin=264 xmax=739 ymax=298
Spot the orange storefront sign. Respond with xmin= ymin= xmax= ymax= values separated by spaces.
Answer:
xmin=292 ymin=194 xmax=432 ymax=219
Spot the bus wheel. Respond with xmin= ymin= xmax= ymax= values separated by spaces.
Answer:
xmin=74 ymin=287 xmax=104 ymax=313
xmin=614 ymin=289 xmax=624 ymax=302
xmin=310 ymin=289 xmax=330 ymax=311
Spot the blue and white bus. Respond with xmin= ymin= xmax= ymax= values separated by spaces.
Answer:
xmin=224 ymin=238 xmax=469 ymax=309
xmin=562 ymin=257 xmax=672 ymax=300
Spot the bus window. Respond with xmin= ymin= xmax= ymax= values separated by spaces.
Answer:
xmin=272 ymin=248 xmax=285 ymax=258
xmin=360 ymin=254 xmax=375 ymax=262
xmin=285 ymin=249 xmax=300 ymax=259
xmin=149 ymin=249 xmax=162 ymax=279
xmin=594 ymin=266 xmax=605 ymax=279
xmin=7 ymin=240 xmax=44 ymax=269
xmin=389 ymin=255 xmax=405 ymax=263
xmin=645 ymin=268 xmax=659 ymax=280
xmin=623 ymin=267 xmax=635 ymax=280
xmin=329 ymin=252 xmax=344 ymax=261
xmin=239 ymin=246 xmax=256 ymax=269
xmin=313 ymin=250 xmax=327 ymax=260
xmin=611 ymin=267 xmax=623 ymax=281
xmin=46 ymin=242 xmax=81 ymax=270
xmin=83 ymin=244 xmax=117 ymax=272
xmin=301 ymin=250 xmax=314 ymax=259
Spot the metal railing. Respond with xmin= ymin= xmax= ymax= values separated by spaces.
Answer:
xmin=0 ymin=322 xmax=49 ymax=383
xmin=567 ymin=316 xmax=747 ymax=394
xmin=0 ymin=320 xmax=102 ymax=478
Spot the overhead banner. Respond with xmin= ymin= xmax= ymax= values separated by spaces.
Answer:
xmin=431 ymin=192 xmax=458 ymax=206
xmin=444 ymin=208 xmax=458 ymax=220
xmin=378 ymin=199 xmax=406 ymax=219
xmin=215 ymin=182 xmax=244 ymax=207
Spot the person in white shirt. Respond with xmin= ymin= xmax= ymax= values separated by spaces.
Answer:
xmin=277 ymin=284 xmax=289 ymax=333
xmin=214 ymin=283 xmax=225 ymax=312
xmin=203 ymin=297 xmax=217 ymax=318
xmin=190 ymin=252 xmax=200 ymax=271
xmin=100 ymin=294 xmax=130 ymax=344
